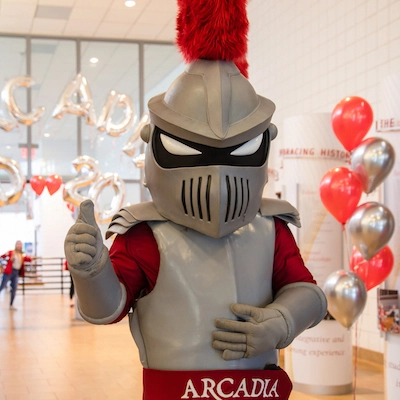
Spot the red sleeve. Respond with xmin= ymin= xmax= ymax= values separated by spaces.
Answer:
xmin=0 ymin=251 xmax=10 ymax=259
xmin=272 ymin=217 xmax=316 ymax=295
xmin=109 ymin=222 xmax=160 ymax=322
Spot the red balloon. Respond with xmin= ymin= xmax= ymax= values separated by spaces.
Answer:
xmin=350 ymin=246 xmax=394 ymax=290
xmin=46 ymin=174 xmax=63 ymax=195
xmin=319 ymin=167 xmax=363 ymax=224
xmin=30 ymin=175 xmax=46 ymax=195
xmin=331 ymin=96 xmax=373 ymax=151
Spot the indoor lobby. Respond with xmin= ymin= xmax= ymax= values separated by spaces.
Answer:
xmin=0 ymin=0 xmax=399 ymax=399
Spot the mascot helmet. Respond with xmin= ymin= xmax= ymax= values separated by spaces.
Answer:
xmin=140 ymin=0 xmax=277 ymax=238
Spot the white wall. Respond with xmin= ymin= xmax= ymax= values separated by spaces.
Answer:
xmin=247 ymin=0 xmax=400 ymax=355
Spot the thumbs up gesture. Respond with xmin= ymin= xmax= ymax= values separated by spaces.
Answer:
xmin=64 ymin=200 xmax=104 ymax=271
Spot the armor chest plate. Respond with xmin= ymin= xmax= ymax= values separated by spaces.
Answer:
xmin=130 ymin=214 xmax=277 ymax=370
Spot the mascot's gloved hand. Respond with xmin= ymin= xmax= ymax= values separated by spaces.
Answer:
xmin=212 ymin=282 xmax=327 ymax=361
xmin=64 ymin=199 xmax=126 ymax=324
xmin=64 ymin=199 xmax=103 ymax=273
xmin=212 ymin=303 xmax=288 ymax=360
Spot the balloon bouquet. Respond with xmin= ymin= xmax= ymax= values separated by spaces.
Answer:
xmin=320 ymin=96 xmax=396 ymax=329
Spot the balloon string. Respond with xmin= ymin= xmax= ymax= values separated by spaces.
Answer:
xmin=353 ymin=319 xmax=360 ymax=400
xmin=353 ymin=316 xmax=362 ymax=400
xmin=342 ymin=224 xmax=352 ymax=271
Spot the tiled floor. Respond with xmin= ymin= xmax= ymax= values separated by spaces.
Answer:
xmin=0 ymin=291 xmax=384 ymax=400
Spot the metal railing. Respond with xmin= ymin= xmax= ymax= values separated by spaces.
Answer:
xmin=19 ymin=257 xmax=72 ymax=294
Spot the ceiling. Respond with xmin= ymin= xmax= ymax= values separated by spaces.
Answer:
xmin=0 ymin=0 xmax=184 ymax=148
xmin=0 ymin=0 xmax=177 ymax=42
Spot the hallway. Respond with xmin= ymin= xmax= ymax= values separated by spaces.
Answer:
xmin=0 ymin=292 xmax=384 ymax=400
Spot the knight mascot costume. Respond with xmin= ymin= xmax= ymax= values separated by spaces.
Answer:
xmin=64 ymin=1 xmax=327 ymax=399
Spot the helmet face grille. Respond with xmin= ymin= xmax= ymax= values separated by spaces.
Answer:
xmin=181 ymin=175 xmax=250 ymax=224
xmin=224 ymin=175 xmax=250 ymax=222
xmin=181 ymin=175 xmax=212 ymax=222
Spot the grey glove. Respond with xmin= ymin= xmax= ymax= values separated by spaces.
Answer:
xmin=212 ymin=282 xmax=327 ymax=361
xmin=213 ymin=303 xmax=288 ymax=360
xmin=64 ymin=199 xmax=104 ymax=275
xmin=64 ymin=199 xmax=126 ymax=324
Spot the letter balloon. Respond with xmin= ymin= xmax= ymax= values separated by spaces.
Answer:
xmin=348 ymin=202 xmax=395 ymax=260
xmin=97 ymin=90 xmax=136 ymax=137
xmin=63 ymin=155 xmax=100 ymax=207
xmin=323 ymin=270 xmax=367 ymax=329
xmin=331 ymin=96 xmax=373 ymax=151
xmin=88 ymin=172 xmax=126 ymax=224
xmin=52 ymin=73 xmax=96 ymax=125
xmin=1 ymin=76 xmax=45 ymax=125
xmin=0 ymin=156 xmax=26 ymax=207
xmin=122 ymin=113 xmax=150 ymax=157
xmin=319 ymin=167 xmax=363 ymax=225
xmin=0 ymin=116 xmax=17 ymax=132
xmin=350 ymin=137 xmax=395 ymax=194
xmin=350 ymin=246 xmax=394 ymax=291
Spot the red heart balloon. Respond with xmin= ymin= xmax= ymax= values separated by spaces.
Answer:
xmin=319 ymin=167 xmax=363 ymax=225
xmin=46 ymin=174 xmax=63 ymax=195
xmin=30 ymin=175 xmax=46 ymax=195
xmin=350 ymin=246 xmax=394 ymax=291
xmin=331 ymin=96 xmax=373 ymax=151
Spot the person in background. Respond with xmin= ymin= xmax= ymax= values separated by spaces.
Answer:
xmin=0 ymin=240 xmax=34 ymax=310
xmin=63 ymin=260 xmax=75 ymax=307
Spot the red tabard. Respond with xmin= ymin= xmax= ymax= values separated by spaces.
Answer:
xmin=142 ymin=368 xmax=293 ymax=400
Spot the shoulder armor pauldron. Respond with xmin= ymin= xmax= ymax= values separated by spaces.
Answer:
xmin=105 ymin=202 xmax=166 ymax=239
xmin=259 ymin=198 xmax=301 ymax=228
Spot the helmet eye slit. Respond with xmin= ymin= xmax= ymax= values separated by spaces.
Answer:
xmin=181 ymin=180 xmax=188 ymax=215
xmin=232 ymin=177 xmax=238 ymax=220
xmin=225 ymin=176 xmax=231 ymax=223
xmin=153 ymin=127 xmax=269 ymax=168
xmin=189 ymin=178 xmax=195 ymax=217
xmin=238 ymin=178 xmax=245 ymax=217
xmin=206 ymin=175 xmax=211 ymax=222
xmin=197 ymin=177 xmax=203 ymax=220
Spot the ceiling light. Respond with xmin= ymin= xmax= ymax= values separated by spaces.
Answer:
xmin=5 ymin=145 xmax=11 ymax=150
xmin=44 ymin=133 xmax=50 ymax=138
xmin=90 ymin=57 xmax=99 ymax=64
xmin=125 ymin=1 xmax=136 ymax=7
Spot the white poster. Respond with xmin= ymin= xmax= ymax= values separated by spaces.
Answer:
xmin=286 ymin=320 xmax=352 ymax=394
xmin=385 ymin=334 xmax=400 ymax=400
xmin=379 ymin=72 xmax=400 ymax=400
xmin=281 ymin=113 xmax=353 ymax=394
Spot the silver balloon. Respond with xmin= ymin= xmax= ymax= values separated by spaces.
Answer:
xmin=1 ymin=76 xmax=45 ymax=125
xmin=351 ymin=137 xmax=395 ymax=193
xmin=52 ymin=73 xmax=96 ymax=125
xmin=88 ymin=172 xmax=126 ymax=224
xmin=63 ymin=155 xmax=100 ymax=207
xmin=0 ymin=156 xmax=26 ymax=207
xmin=97 ymin=90 xmax=136 ymax=137
xmin=122 ymin=113 xmax=149 ymax=157
xmin=348 ymin=202 xmax=395 ymax=260
xmin=323 ymin=270 xmax=367 ymax=329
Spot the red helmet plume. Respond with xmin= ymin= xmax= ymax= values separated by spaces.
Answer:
xmin=176 ymin=0 xmax=249 ymax=77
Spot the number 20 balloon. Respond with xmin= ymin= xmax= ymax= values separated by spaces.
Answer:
xmin=0 ymin=156 xmax=26 ymax=207
xmin=89 ymin=172 xmax=126 ymax=224
xmin=63 ymin=155 xmax=126 ymax=224
xmin=63 ymin=155 xmax=100 ymax=207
